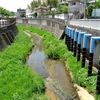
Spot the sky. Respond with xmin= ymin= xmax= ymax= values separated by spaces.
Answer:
xmin=0 ymin=0 xmax=33 ymax=12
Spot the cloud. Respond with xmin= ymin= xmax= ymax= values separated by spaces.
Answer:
xmin=0 ymin=0 xmax=32 ymax=12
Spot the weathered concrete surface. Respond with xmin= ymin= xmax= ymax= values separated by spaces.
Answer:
xmin=68 ymin=25 xmax=100 ymax=68
xmin=0 ymin=21 xmax=18 ymax=51
xmin=16 ymin=18 xmax=65 ymax=40
xmin=68 ymin=25 xmax=100 ymax=36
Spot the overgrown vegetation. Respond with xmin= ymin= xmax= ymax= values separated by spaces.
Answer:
xmin=18 ymin=25 xmax=100 ymax=100
xmin=0 ymin=26 xmax=47 ymax=100
xmin=87 ymin=0 xmax=100 ymax=18
xmin=33 ymin=12 xmax=37 ymax=18
xmin=0 ymin=7 xmax=12 ymax=17
xmin=87 ymin=4 xmax=95 ymax=17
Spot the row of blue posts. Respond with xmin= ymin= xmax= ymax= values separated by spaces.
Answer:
xmin=65 ymin=27 xmax=100 ymax=94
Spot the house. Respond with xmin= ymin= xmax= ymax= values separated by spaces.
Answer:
xmin=34 ymin=5 xmax=50 ymax=17
xmin=26 ymin=8 xmax=33 ymax=18
xmin=68 ymin=0 xmax=85 ymax=19
xmin=59 ymin=0 xmax=68 ymax=6
xmin=17 ymin=8 xmax=26 ymax=17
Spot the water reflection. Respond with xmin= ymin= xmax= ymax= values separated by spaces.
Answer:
xmin=26 ymin=33 xmax=48 ymax=78
xmin=26 ymin=32 xmax=79 ymax=100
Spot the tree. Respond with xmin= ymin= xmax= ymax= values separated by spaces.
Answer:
xmin=28 ymin=1 xmax=39 ymax=11
xmin=33 ymin=12 xmax=37 ymax=18
xmin=46 ymin=0 xmax=58 ymax=8
xmin=87 ymin=4 xmax=94 ymax=17
xmin=56 ymin=4 xmax=63 ymax=13
xmin=0 ymin=7 xmax=12 ymax=17
xmin=38 ymin=0 xmax=41 ymax=5
xmin=43 ymin=1 xmax=47 ymax=7
xmin=11 ymin=12 xmax=15 ymax=16
xmin=46 ymin=0 xmax=52 ymax=7
xmin=53 ymin=0 xmax=59 ymax=7
xmin=62 ymin=5 xmax=68 ymax=13
xmin=95 ymin=1 xmax=100 ymax=8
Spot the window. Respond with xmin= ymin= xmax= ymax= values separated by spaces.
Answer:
xmin=70 ymin=2 xmax=76 ymax=6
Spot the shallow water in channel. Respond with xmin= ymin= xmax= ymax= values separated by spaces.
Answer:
xmin=26 ymin=32 xmax=80 ymax=100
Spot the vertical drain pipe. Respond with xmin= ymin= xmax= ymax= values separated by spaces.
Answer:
xmin=82 ymin=34 xmax=92 ymax=68
xmin=77 ymin=32 xmax=85 ymax=61
xmin=69 ymin=28 xmax=73 ymax=51
xmin=68 ymin=28 xmax=72 ymax=51
xmin=73 ymin=31 xmax=79 ymax=57
xmin=65 ymin=27 xmax=68 ymax=46
xmin=70 ymin=29 xmax=74 ymax=52
xmin=88 ymin=37 xmax=100 ymax=76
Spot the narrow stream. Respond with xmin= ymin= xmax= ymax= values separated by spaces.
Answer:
xmin=26 ymin=32 xmax=80 ymax=100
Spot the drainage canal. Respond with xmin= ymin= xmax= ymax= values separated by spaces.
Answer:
xmin=26 ymin=32 xmax=80 ymax=100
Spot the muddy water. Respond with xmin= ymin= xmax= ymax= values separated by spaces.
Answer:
xmin=26 ymin=32 xmax=80 ymax=100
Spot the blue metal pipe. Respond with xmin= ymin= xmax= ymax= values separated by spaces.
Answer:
xmin=66 ymin=27 xmax=69 ymax=35
xmin=67 ymin=28 xmax=69 ymax=35
xmin=74 ymin=30 xmax=80 ymax=57
xmin=88 ymin=37 xmax=100 ymax=76
xmin=65 ymin=28 xmax=68 ymax=35
xmin=68 ymin=28 xmax=72 ymax=37
xmin=77 ymin=32 xmax=85 ymax=61
xmin=78 ymin=32 xmax=86 ymax=44
xmin=90 ymin=37 xmax=100 ymax=53
xmin=82 ymin=34 xmax=92 ymax=68
xmin=71 ymin=29 xmax=74 ymax=39
xmin=83 ymin=34 xmax=92 ymax=48
xmin=74 ymin=31 xmax=79 ymax=41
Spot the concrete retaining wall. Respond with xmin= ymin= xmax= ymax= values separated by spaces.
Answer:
xmin=69 ymin=19 xmax=100 ymax=30
xmin=16 ymin=18 xmax=100 ymax=68
xmin=0 ymin=22 xmax=18 ymax=51
xmin=16 ymin=18 xmax=65 ymax=39
xmin=67 ymin=25 xmax=100 ymax=68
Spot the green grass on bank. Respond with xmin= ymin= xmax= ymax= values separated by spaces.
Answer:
xmin=0 ymin=26 xmax=47 ymax=100
xmin=17 ymin=25 xmax=100 ymax=100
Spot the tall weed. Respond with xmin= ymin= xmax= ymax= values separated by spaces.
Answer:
xmin=0 ymin=26 xmax=47 ymax=100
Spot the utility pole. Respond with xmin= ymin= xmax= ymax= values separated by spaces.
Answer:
xmin=95 ymin=0 xmax=96 ymax=18
xmin=83 ymin=0 xmax=87 ymax=19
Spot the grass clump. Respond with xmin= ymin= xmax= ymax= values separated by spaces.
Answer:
xmin=18 ymin=25 xmax=73 ymax=60
xmin=0 ymin=26 xmax=47 ymax=100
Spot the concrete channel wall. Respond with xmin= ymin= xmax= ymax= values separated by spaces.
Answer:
xmin=69 ymin=20 xmax=100 ymax=67
xmin=0 ymin=18 xmax=18 ymax=51
xmin=69 ymin=19 xmax=100 ymax=30
xmin=67 ymin=19 xmax=100 ymax=93
xmin=67 ymin=24 xmax=100 ymax=68
xmin=16 ymin=17 xmax=100 ymax=93
xmin=16 ymin=18 xmax=65 ymax=39
xmin=16 ymin=18 xmax=100 ymax=68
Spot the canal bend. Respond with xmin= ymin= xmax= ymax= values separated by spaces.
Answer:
xmin=26 ymin=31 xmax=79 ymax=100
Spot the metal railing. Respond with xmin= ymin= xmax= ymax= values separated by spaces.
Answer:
xmin=0 ymin=18 xmax=16 ymax=27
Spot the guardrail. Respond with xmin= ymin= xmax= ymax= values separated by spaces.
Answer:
xmin=69 ymin=19 xmax=100 ymax=30
xmin=0 ymin=18 xmax=15 ymax=26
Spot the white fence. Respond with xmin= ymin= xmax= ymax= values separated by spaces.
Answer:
xmin=69 ymin=19 xmax=100 ymax=30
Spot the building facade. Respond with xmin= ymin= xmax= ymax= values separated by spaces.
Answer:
xmin=34 ymin=6 xmax=50 ymax=17
xmin=17 ymin=8 xmax=26 ymax=17
xmin=68 ymin=0 xmax=86 ymax=19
